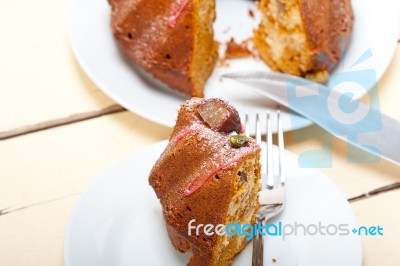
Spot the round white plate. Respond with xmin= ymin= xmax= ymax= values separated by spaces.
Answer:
xmin=68 ymin=0 xmax=398 ymax=132
xmin=65 ymin=140 xmax=362 ymax=266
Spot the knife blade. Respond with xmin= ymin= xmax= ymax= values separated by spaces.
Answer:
xmin=222 ymin=71 xmax=400 ymax=165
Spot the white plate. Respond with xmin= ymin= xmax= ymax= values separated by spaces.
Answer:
xmin=65 ymin=140 xmax=362 ymax=266
xmin=68 ymin=0 xmax=398 ymax=132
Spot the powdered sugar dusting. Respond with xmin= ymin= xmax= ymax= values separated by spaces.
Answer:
xmin=161 ymin=98 xmax=260 ymax=196
xmin=168 ymin=0 xmax=190 ymax=28
xmin=174 ymin=125 xmax=200 ymax=142
xmin=184 ymin=142 xmax=259 ymax=196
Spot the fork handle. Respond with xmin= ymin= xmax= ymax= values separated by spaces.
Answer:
xmin=252 ymin=221 xmax=264 ymax=266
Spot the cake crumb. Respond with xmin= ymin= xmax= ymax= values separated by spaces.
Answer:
xmin=224 ymin=38 xmax=253 ymax=59
xmin=219 ymin=56 xmax=230 ymax=68
xmin=249 ymin=9 xmax=255 ymax=18
xmin=223 ymin=27 xmax=231 ymax=34
xmin=305 ymin=70 xmax=329 ymax=84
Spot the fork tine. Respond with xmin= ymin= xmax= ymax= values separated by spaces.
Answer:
xmin=255 ymin=114 xmax=261 ymax=145
xmin=253 ymin=111 xmax=286 ymax=266
xmin=277 ymin=110 xmax=286 ymax=185
xmin=266 ymin=112 xmax=274 ymax=188
xmin=245 ymin=114 xmax=250 ymax=137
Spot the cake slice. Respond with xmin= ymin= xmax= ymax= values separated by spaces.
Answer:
xmin=149 ymin=98 xmax=261 ymax=265
xmin=109 ymin=0 xmax=218 ymax=97
xmin=254 ymin=0 xmax=354 ymax=82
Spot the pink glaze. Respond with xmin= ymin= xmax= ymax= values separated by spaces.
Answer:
xmin=174 ymin=126 xmax=199 ymax=142
xmin=184 ymin=155 xmax=241 ymax=196
xmin=168 ymin=0 xmax=190 ymax=28
xmin=183 ymin=143 xmax=260 ymax=196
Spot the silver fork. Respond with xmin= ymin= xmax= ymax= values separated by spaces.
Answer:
xmin=245 ymin=111 xmax=286 ymax=266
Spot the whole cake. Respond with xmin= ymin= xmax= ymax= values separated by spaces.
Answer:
xmin=108 ymin=0 xmax=218 ymax=97
xmin=149 ymin=98 xmax=261 ymax=265
xmin=109 ymin=0 xmax=353 ymax=93
xmin=254 ymin=0 xmax=354 ymax=82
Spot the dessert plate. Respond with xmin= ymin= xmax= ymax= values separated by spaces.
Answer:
xmin=68 ymin=0 xmax=398 ymax=133
xmin=64 ymin=140 xmax=362 ymax=266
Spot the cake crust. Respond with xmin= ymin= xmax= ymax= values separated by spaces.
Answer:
xmin=300 ymin=0 xmax=354 ymax=72
xmin=149 ymin=98 xmax=261 ymax=265
xmin=254 ymin=0 xmax=354 ymax=81
xmin=109 ymin=0 xmax=218 ymax=97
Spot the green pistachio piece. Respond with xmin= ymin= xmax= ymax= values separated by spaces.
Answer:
xmin=230 ymin=135 xmax=248 ymax=148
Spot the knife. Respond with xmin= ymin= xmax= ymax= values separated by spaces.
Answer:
xmin=222 ymin=71 xmax=400 ymax=165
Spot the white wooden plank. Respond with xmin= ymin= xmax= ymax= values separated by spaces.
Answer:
xmin=351 ymin=190 xmax=400 ymax=266
xmin=0 ymin=112 xmax=170 ymax=210
xmin=0 ymin=0 xmax=116 ymax=132
xmin=0 ymin=195 xmax=79 ymax=266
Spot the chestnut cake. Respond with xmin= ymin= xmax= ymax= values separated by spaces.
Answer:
xmin=109 ymin=0 xmax=354 ymax=95
xmin=254 ymin=0 xmax=354 ymax=82
xmin=149 ymin=98 xmax=261 ymax=265
xmin=108 ymin=0 xmax=218 ymax=97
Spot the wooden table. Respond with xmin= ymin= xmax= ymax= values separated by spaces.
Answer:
xmin=1 ymin=1 xmax=399 ymax=265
